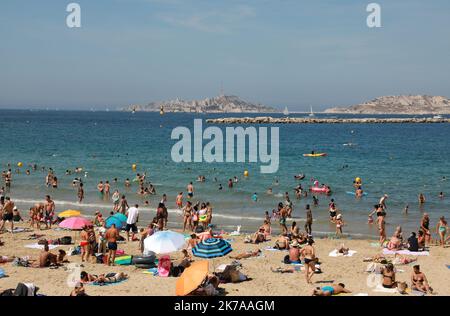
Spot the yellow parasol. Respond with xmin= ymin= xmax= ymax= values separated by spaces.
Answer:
xmin=175 ymin=261 xmax=209 ymax=296
xmin=58 ymin=210 xmax=82 ymax=218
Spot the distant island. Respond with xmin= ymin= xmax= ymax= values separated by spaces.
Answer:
xmin=122 ymin=95 xmax=277 ymax=113
xmin=324 ymin=95 xmax=450 ymax=114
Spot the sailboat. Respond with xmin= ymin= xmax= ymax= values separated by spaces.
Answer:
xmin=309 ymin=106 xmax=315 ymax=117
xmin=283 ymin=106 xmax=289 ymax=116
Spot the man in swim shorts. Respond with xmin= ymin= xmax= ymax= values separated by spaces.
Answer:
xmin=105 ymin=224 xmax=119 ymax=266
xmin=187 ymin=182 xmax=194 ymax=198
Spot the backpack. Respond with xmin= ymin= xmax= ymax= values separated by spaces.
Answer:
xmin=59 ymin=236 xmax=72 ymax=245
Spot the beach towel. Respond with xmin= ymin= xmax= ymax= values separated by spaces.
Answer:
xmin=382 ymin=249 xmax=429 ymax=256
xmin=7 ymin=228 xmax=31 ymax=233
xmin=264 ymin=246 xmax=286 ymax=251
xmin=25 ymin=243 xmax=59 ymax=250
xmin=90 ymin=279 xmax=128 ymax=286
xmin=328 ymin=249 xmax=357 ymax=257
xmin=114 ymin=255 xmax=132 ymax=265
xmin=143 ymin=267 xmax=159 ymax=276
xmin=373 ymin=284 xmax=398 ymax=293
xmin=354 ymin=293 xmax=369 ymax=296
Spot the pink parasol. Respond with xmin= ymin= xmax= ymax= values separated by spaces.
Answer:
xmin=59 ymin=216 xmax=92 ymax=230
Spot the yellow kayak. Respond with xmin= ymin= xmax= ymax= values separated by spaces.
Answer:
xmin=303 ymin=153 xmax=327 ymax=157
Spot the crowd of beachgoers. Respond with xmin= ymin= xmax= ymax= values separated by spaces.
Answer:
xmin=0 ymin=164 xmax=448 ymax=296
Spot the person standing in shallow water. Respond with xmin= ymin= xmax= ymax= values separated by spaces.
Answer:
xmin=77 ymin=183 xmax=84 ymax=203
xmin=305 ymin=204 xmax=313 ymax=235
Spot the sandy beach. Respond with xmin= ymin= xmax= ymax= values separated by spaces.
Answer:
xmin=1 ymin=223 xmax=448 ymax=296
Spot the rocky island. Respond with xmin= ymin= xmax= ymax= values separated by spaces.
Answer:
xmin=324 ymin=95 xmax=450 ymax=114
xmin=122 ymin=95 xmax=277 ymax=113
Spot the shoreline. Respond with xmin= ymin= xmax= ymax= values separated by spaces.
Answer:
xmin=206 ymin=117 xmax=450 ymax=124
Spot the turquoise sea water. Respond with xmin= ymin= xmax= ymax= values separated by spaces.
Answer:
xmin=1 ymin=110 xmax=449 ymax=238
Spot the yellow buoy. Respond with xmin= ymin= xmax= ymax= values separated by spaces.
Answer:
xmin=132 ymin=164 xmax=137 ymax=170
xmin=244 ymin=170 xmax=249 ymax=177
xmin=17 ymin=162 xmax=23 ymax=167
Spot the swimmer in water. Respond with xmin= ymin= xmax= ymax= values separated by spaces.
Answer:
xmin=266 ymin=188 xmax=273 ymax=195
xmin=252 ymin=193 xmax=258 ymax=202
xmin=404 ymin=204 xmax=409 ymax=214
xmin=439 ymin=192 xmax=444 ymax=199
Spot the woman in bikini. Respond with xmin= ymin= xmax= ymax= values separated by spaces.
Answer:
xmin=300 ymin=238 xmax=316 ymax=284
xmin=411 ymin=265 xmax=433 ymax=294
xmin=381 ymin=263 xmax=397 ymax=288
xmin=377 ymin=213 xmax=386 ymax=246
xmin=420 ymin=213 xmax=432 ymax=245
xmin=436 ymin=216 xmax=448 ymax=247
xmin=182 ymin=201 xmax=193 ymax=232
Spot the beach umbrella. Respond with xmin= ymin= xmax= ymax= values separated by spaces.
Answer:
xmin=176 ymin=261 xmax=209 ymax=296
xmin=59 ymin=216 xmax=92 ymax=230
xmin=58 ymin=210 xmax=81 ymax=218
xmin=143 ymin=231 xmax=186 ymax=254
xmin=192 ymin=238 xmax=232 ymax=259
xmin=105 ymin=216 xmax=124 ymax=229
xmin=112 ymin=213 xmax=127 ymax=223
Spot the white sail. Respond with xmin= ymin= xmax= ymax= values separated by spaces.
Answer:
xmin=309 ymin=106 xmax=315 ymax=117
xmin=283 ymin=106 xmax=289 ymax=116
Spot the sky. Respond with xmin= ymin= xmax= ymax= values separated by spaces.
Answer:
xmin=0 ymin=0 xmax=449 ymax=110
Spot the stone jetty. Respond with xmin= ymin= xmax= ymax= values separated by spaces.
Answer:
xmin=206 ymin=117 xmax=450 ymax=124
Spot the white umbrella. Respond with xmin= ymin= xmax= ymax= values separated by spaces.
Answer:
xmin=144 ymin=231 xmax=186 ymax=254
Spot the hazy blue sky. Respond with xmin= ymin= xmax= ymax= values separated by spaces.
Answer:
xmin=1 ymin=0 xmax=449 ymax=110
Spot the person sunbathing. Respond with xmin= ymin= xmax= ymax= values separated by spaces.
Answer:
xmin=70 ymin=282 xmax=88 ymax=296
xmin=36 ymin=244 xmax=58 ymax=268
xmin=0 ymin=255 xmax=14 ymax=263
xmin=337 ymin=244 xmax=350 ymax=256
xmin=274 ymin=234 xmax=289 ymax=250
xmin=80 ymin=271 xmax=128 ymax=284
xmin=411 ymin=265 xmax=433 ymax=294
xmin=312 ymin=283 xmax=351 ymax=296
xmin=270 ymin=267 xmax=295 ymax=273
xmin=230 ymin=249 xmax=262 ymax=260
xmin=392 ymin=254 xmax=417 ymax=265
xmin=381 ymin=263 xmax=397 ymax=288
xmin=57 ymin=250 xmax=69 ymax=264
xmin=363 ymin=254 xmax=389 ymax=264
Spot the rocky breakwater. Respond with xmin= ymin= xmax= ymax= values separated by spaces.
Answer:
xmin=206 ymin=117 xmax=450 ymax=124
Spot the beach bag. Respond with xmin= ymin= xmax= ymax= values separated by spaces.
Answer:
xmin=95 ymin=254 xmax=104 ymax=264
xmin=59 ymin=236 xmax=72 ymax=245
xmin=38 ymin=239 xmax=48 ymax=245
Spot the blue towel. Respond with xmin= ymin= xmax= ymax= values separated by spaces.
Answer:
xmin=90 ymin=278 xmax=128 ymax=286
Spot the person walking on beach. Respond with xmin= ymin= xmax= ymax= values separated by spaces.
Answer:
xmin=305 ymin=204 xmax=313 ymax=235
xmin=377 ymin=212 xmax=386 ymax=246
xmin=301 ymin=238 xmax=316 ymax=284
xmin=44 ymin=195 xmax=55 ymax=229
xmin=182 ymin=201 xmax=193 ymax=232
xmin=125 ymin=204 xmax=139 ymax=241
xmin=436 ymin=216 xmax=448 ymax=247
xmin=420 ymin=213 xmax=432 ymax=245
xmin=111 ymin=190 xmax=120 ymax=211
xmin=0 ymin=197 xmax=15 ymax=233
xmin=105 ymin=224 xmax=119 ymax=266
xmin=278 ymin=203 xmax=288 ymax=235
xmin=77 ymin=183 xmax=84 ymax=203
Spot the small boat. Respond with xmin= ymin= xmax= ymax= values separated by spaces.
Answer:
xmin=283 ymin=107 xmax=289 ymax=116
xmin=303 ymin=153 xmax=327 ymax=157
xmin=433 ymin=114 xmax=443 ymax=119
xmin=309 ymin=106 xmax=315 ymax=117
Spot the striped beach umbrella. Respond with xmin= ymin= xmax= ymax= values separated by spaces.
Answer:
xmin=192 ymin=238 xmax=232 ymax=259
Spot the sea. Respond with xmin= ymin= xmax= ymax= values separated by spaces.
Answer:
xmin=1 ymin=109 xmax=449 ymax=239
